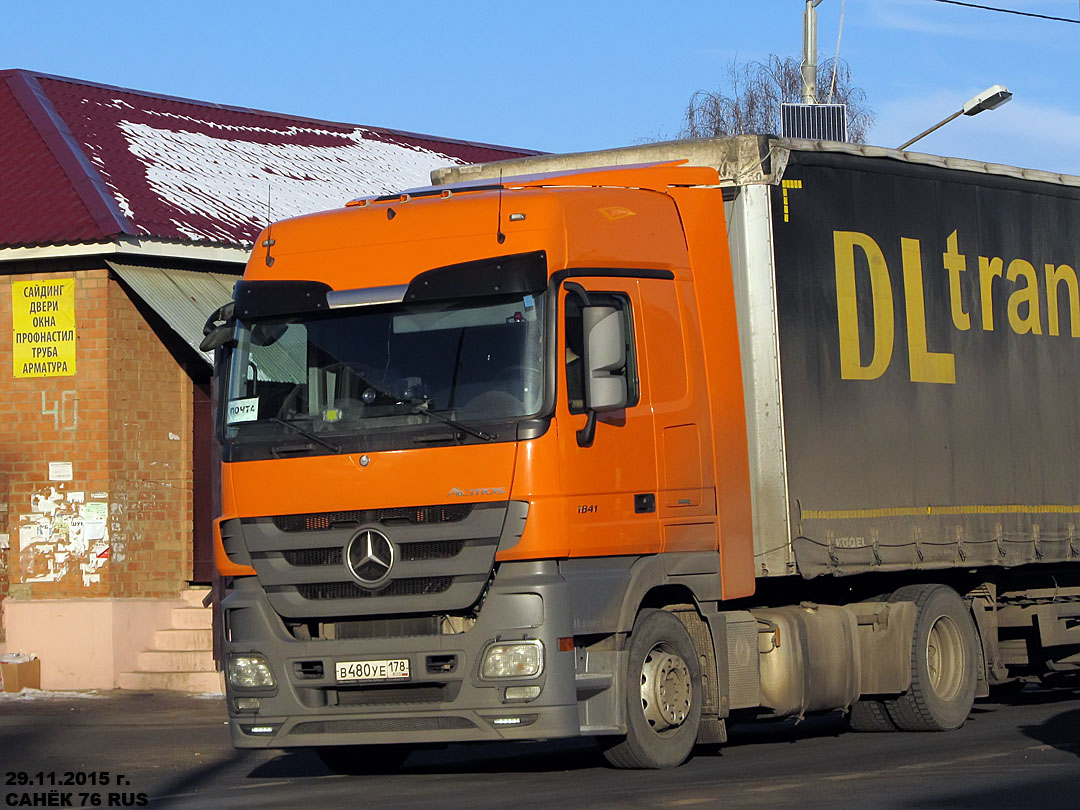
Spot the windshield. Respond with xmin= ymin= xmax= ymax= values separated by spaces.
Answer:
xmin=222 ymin=292 xmax=545 ymax=448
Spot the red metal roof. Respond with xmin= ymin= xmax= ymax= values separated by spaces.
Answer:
xmin=0 ymin=69 xmax=538 ymax=249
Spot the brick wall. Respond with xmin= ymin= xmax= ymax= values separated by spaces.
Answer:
xmin=0 ymin=268 xmax=193 ymax=608
xmin=107 ymin=277 xmax=193 ymax=598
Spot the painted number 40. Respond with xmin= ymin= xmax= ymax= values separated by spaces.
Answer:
xmin=42 ymin=391 xmax=78 ymax=431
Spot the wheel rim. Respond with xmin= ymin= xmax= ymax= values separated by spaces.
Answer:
xmin=926 ymin=613 xmax=965 ymax=701
xmin=639 ymin=643 xmax=692 ymax=734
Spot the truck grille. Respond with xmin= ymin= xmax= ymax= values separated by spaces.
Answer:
xmin=274 ymin=504 xmax=473 ymax=533
xmin=232 ymin=501 xmax=517 ymax=619
xmin=283 ymin=539 xmax=466 ymax=568
xmin=297 ymin=577 xmax=452 ymax=600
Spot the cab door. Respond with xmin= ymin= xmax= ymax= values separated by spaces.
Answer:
xmin=556 ymin=277 xmax=660 ymax=557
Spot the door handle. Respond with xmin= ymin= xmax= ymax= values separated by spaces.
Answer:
xmin=634 ymin=493 xmax=656 ymax=514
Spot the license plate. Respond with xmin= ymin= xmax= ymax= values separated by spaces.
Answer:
xmin=336 ymin=658 xmax=411 ymax=683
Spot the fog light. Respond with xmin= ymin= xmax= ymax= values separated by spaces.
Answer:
xmin=239 ymin=724 xmax=280 ymax=735
xmin=234 ymin=697 xmax=261 ymax=712
xmin=484 ymin=714 xmax=538 ymax=727
xmin=228 ymin=654 xmax=276 ymax=688
xmin=504 ymin=685 xmax=542 ymax=702
xmin=481 ymin=640 xmax=544 ymax=679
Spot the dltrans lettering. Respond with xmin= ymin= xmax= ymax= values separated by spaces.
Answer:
xmin=835 ymin=228 xmax=1080 ymax=384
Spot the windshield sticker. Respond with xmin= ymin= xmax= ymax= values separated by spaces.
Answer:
xmin=227 ymin=397 xmax=260 ymax=424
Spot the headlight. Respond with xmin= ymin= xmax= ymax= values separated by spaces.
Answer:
xmin=228 ymin=654 xmax=276 ymax=688
xmin=481 ymin=640 xmax=544 ymax=679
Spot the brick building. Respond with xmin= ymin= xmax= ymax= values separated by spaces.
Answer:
xmin=0 ymin=69 xmax=534 ymax=689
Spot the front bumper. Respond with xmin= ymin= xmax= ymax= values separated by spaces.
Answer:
xmin=223 ymin=560 xmax=581 ymax=748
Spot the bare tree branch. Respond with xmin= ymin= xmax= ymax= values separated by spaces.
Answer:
xmin=680 ymin=54 xmax=875 ymax=143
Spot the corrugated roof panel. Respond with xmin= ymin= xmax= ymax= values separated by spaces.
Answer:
xmin=0 ymin=69 xmax=538 ymax=249
xmin=0 ymin=74 xmax=104 ymax=247
xmin=108 ymin=262 xmax=237 ymax=364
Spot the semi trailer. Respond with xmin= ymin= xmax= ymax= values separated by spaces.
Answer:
xmin=202 ymin=136 xmax=1080 ymax=771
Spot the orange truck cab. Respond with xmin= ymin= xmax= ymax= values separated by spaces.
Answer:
xmin=205 ymin=136 xmax=1080 ymax=771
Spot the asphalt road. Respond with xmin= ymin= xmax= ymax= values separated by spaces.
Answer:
xmin=1 ymin=685 xmax=1078 ymax=810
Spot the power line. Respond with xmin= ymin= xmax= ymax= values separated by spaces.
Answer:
xmin=929 ymin=0 xmax=1080 ymax=23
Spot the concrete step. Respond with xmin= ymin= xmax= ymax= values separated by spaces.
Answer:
xmin=137 ymin=649 xmax=215 ymax=673
xmin=171 ymin=606 xmax=213 ymax=630
xmin=154 ymin=628 xmax=212 ymax=651
xmin=181 ymin=588 xmax=211 ymax=608
xmin=117 ymin=670 xmax=222 ymax=694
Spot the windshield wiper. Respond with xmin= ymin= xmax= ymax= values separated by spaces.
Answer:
xmin=270 ymin=417 xmax=342 ymax=453
xmin=408 ymin=403 xmax=494 ymax=442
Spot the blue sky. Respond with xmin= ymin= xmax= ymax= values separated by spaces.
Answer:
xmin=5 ymin=1 xmax=1079 ymax=174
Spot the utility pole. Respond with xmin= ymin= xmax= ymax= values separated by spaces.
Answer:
xmin=801 ymin=0 xmax=825 ymax=104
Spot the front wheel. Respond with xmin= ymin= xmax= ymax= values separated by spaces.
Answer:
xmin=885 ymin=584 xmax=979 ymax=731
xmin=602 ymin=608 xmax=702 ymax=769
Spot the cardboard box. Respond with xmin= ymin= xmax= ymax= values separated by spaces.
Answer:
xmin=0 ymin=656 xmax=40 ymax=692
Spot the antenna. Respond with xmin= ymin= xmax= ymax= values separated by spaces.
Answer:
xmin=829 ymin=0 xmax=846 ymax=104
xmin=496 ymin=171 xmax=506 ymax=244
xmin=263 ymin=183 xmax=276 ymax=267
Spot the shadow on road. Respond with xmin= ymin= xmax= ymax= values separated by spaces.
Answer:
xmin=725 ymin=711 xmax=848 ymax=747
xmin=247 ymin=738 xmax=607 ymax=778
xmin=1020 ymin=707 xmax=1080 ymax=758
xmin=244 ymin=712 xmax=854 ymax=780
xmin=993 ymin=682 xmax=1080 ymax=707
xmin=151 ymin=750 xmax=262 ymax=809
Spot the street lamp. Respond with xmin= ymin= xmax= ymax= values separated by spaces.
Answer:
xmin=801 ymin=0 xmax=826 ymax=105
xmin=897 ymin=84 xmax=1013 ymax=151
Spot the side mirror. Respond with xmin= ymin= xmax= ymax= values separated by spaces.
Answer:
xmin=577 ymin=304 xmax=628 ymax=448
xmin=583 ymin=306 xmax=628 ymax=413
xmin=199 ymin=302 xmax=236 ymax=353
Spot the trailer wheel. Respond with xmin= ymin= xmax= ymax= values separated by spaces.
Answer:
xmin=602 ymin=608 xmax=702 ymax=769
xmin=849 ymin=698 xmax=897 ymax=732
xmin=315 ymin=744 xmax=411 ymax=775
xmin=885 ymin=584 xmax=978 ymax=731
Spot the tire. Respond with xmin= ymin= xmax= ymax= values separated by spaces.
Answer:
xmin=315 ymin=744 xmax=412 ymax=775
xmin=885 ymin=584 xmax=978 ymax=731
xmin=849 ymin=698 xmax=897 ymax=732
xmin=602 ymin=608 xmax=702 ymax=769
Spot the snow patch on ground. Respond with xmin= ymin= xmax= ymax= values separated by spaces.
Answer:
xmin=0 ymin=689 xmax=105 ymax=701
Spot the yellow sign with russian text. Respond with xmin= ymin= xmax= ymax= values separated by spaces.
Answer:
xmin=12 ymin=279 xmax=77 ymax=378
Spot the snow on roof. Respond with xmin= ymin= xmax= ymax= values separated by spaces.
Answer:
xmin=0 ymin=70 xmax=538 ymax=249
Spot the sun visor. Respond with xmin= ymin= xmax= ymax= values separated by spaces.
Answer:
xmin=404 ymin=251 xmax=548 ymax=303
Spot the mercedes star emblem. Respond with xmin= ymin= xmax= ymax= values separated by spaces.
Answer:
xmin=345 ymin=528 xmax=394 ymax=587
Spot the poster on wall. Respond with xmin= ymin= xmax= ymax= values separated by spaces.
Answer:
xmin=11 ymin=279 xmax=77 ymax=378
